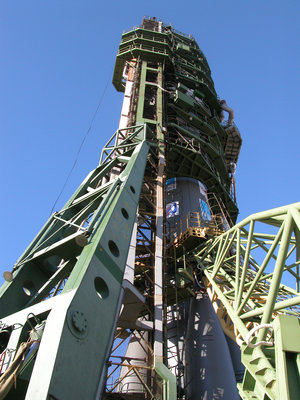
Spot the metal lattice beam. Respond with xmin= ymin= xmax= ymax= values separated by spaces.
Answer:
xmin=192 ymin=202 xmax=300 ymax=399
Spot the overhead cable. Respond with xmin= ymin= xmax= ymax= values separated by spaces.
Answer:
xmin=50 ymin=75 xmax=111 ymax=215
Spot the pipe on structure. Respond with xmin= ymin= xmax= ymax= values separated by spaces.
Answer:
xmin=220 ymin=100 xmax=234 ymax=126
xmin=228 ymin=162 xmax=237 ymax=203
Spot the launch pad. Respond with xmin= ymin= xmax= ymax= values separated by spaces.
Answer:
xmin=0 ymin=17 xmax=299 ymax=400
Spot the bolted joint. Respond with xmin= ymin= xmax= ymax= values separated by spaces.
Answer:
xmin=72 ymin=311 xmax=88 ymax=333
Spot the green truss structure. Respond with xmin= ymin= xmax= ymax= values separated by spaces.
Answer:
xmin=0 ymin=127 xmax=151 ymax=399
xmin=191 ymin=202 xmax=300 ymax=399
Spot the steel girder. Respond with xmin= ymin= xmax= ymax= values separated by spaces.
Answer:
xmin=0 ymin=126 xmax=152 ymax=399
xmin=192 ymin=202 xmax=300 ymax=399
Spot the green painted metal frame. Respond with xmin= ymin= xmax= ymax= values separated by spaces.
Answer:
xmin=192 ymin=202 xmax=300 ymax=399
xmin=154 ymin=360 xmax=177 ymax=400
xmin=100 ymin=124 xmax=152 ymax=164
xmin=113 ymin=28 xmax=172 ymax=92
xmin=41 ymin=140 xmax=150 ymax=399
xmin=0 ymin=124 xmax=154 ymax=398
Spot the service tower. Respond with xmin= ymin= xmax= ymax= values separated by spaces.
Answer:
xmin=0 ymin=17 xmax=300 ymax=400
xmin=108 ymin=16 xmax=242 ymax=399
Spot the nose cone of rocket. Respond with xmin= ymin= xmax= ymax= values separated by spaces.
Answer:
xmin=185 ymin=295 xmax=240 ymax=399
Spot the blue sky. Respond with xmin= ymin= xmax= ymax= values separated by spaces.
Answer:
xmin=1 ymin=1 xmax=299 ymax=282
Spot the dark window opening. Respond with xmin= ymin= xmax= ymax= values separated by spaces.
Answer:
xmin=147 ymin=61 xmax=158 ymax=69
xmin=146 ymin=70 xmax=158 ymax=83
xmin=143 ymin=85 xmax=157 ymax=120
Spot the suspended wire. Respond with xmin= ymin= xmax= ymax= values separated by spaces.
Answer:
xmin=50 ymin=75 xmax=111 ymax=215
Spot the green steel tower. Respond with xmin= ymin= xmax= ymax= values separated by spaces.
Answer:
xmin=0 ymin=17 xmax=299 ymax=400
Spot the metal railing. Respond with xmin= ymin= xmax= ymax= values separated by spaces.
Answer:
xmin=118 ymin=42 xmax=171 ymax=57
xmin=121 ymin=32 xmax=169 ymax=45
xmin=168 ymin=211 xmax=226 ymax=245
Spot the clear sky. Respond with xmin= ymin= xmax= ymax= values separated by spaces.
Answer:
xmin=1 ymin=1 xmax=299 ymax=283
